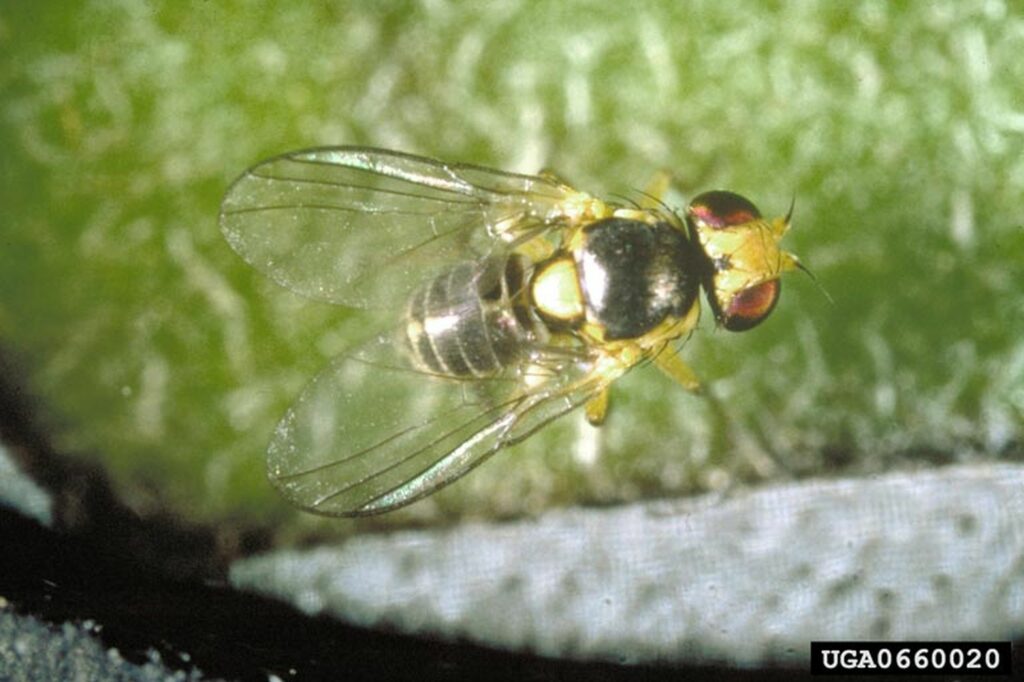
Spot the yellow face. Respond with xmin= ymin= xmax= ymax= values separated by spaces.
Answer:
xmin=686 ymin=191 xmax=798 ymax=331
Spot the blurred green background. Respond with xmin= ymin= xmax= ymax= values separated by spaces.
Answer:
xmin=1 ymin=1 xmax=1021 ymax=534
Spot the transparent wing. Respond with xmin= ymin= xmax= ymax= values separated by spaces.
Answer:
xmin=267 ymin=331 xmax=609 ymax=517
xmin=219 ymin=146 xmax=580 ymax=307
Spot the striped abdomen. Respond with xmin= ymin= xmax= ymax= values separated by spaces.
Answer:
xmin=405 ymin=256 xmax=533 ymax=377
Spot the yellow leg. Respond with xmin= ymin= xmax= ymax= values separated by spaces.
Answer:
xmin=638 ymin=170 xmax=673 ymax=207
xmin=584 ymin=388 xmax=609 ymax=426
xmin=654 ymin=345 xmax=702 ymax=394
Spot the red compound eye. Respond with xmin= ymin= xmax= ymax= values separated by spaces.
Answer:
xmin=723 ymin=279 xmax=780 ymax=331
xmin=687 ymin=190 xmax=761 ymax=230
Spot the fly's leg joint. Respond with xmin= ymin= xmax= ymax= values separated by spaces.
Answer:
xmin=584 ymin=388 xmax=609 ymax=426
xmin=654 ymin=346 xmax=702 ymax=394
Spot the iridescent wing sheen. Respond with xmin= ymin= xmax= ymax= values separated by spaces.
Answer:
xmin=267 ymin=329 xmax=610 ymax=517
xmin=219 ymin=146 xmax=580 ymax=308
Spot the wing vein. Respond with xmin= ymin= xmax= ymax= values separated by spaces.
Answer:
xmin=311 ymin=393 xmax=525 ymax=508
xmin=243 ymin=170 xmax=486 ymax=205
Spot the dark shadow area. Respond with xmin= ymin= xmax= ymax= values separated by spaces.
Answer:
xmin=0 ymin=346 xmax=267 ymax=579
xmin=1 ymin=506 xmax=803 ymax=681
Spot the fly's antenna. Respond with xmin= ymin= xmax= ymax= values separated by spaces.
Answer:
xmin=784 ymin=193 xmax=796 ymax=226
xmin=794 ymin=259 xmax=834 ymax=305
xmin=784 ymin=193 xmax=832 ymax=305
